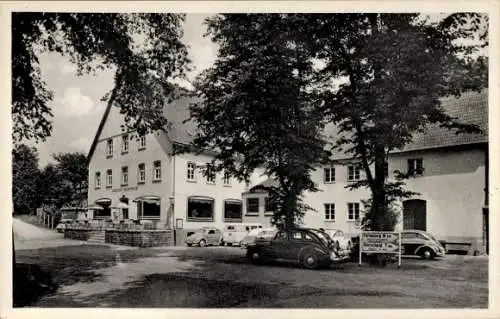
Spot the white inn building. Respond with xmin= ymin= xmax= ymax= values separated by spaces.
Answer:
xmin=87 ymin=89 xmax=488 ymax=253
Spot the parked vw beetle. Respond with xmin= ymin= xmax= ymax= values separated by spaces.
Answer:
xmin=401 ymin=229 xmax=445 ymax=260
xmin=246 ymin=228 xmax=350 ymax=269
xmin=185 ymin=227 xmax=223 ymax=247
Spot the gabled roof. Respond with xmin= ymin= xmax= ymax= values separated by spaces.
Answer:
xmin=87 ymin=89 xmax=488 ymax=163
xmin=397 ymin=89 xmax=488 ymax=152
xmin=86 ymin=88 xmax=199 ymax=163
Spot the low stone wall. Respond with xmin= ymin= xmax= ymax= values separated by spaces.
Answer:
xmin=105 ymin=229 xmax=174 ymax=247
xmin=64 ymin=228 xmax=102 ymax=241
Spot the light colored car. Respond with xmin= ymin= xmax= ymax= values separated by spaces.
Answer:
xmin=240 ymin=228 xmax=277 ymax=248
xmin=324 ymin=229 xmax=353 ymax=255
xmin=55 ymin=220 xmax=73 ymax=233
xmin=222 ymin=223 xmax=262 ymax=246
xmin=185 ymin=227 xmax=223 ymax=247
xmin=401 ymin=229 xmax=445 ymax=260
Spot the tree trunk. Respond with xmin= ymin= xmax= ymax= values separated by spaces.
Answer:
xmin=371 ymin=145 xmax=388 ymax=231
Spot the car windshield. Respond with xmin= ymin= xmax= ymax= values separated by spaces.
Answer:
xmin=195 ymin=229 xmax=206 ymax=234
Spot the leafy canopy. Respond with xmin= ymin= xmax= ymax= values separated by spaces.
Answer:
xmin=183 ymin=14 xmax=332 ymax=228
xmin=12 ymin=13 xmax=190 ymax=143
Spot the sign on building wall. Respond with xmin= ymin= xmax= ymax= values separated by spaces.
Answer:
xmin=359 ymin=231 xmax=402 ymax=267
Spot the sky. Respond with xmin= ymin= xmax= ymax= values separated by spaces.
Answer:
xmin=32 ymin=14 xmax=217 ymax=167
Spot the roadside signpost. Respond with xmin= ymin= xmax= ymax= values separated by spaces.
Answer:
xmin=359 ymin=231 xmax=402 ymax=267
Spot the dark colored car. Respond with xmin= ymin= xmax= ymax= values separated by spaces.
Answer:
xmin=401 ymin=229 xmax=445 ymax=260
xmin=246 ymin=228 xmax=350 ymax=269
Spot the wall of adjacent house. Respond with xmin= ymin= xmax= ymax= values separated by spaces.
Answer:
xmin=87 ymin=106 xmax=171 ymax=225
xmin=389 ymin=146 xmax=486 ymax=250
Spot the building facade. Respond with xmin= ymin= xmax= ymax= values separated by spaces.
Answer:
xmin=241 ymin=90 xmax=488 ymax=254
xmin=87 ymin=94 xmax=267 ymax=241
xmin=87 ymin=89 xmax=488 ymax=252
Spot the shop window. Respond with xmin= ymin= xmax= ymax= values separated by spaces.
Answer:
xmin=224 ymin=200 xmax=242 ymax=221
xmin=187 ymin=196 xmax=214 ymax=221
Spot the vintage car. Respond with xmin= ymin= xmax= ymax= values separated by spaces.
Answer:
xmin=323 ymin=229 xmax=353 ymax=253
xmin=240 ymin=228 xmax=277 ymax=248
xmin=246 ymin=228 xmax=350 ymax=269
xmin=401 ymin=229 xmax=446 ymax=260
xmin=55 ymin=220 xmax=73 ymax=233
xmin=185 ymin=227 xmax=223 ymax=247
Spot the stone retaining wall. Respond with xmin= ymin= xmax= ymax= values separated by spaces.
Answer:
xmin=105 ymin=229 xmax=174 ymax=247
xmin=64 ymin=228 xmax=102 ymax=241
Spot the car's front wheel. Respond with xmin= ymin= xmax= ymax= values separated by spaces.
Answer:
xmin=246 ymin=249 xmax=261 ymax=264
xmin=199 ymin=239 xmax=206 ymax=247
xmin=419 ymin=248 xmax=435 ymax=260
xmin=301 ymin=251 xmax=319 ymax=269
xmin=186 ymin=243 xmax=192 ymax=247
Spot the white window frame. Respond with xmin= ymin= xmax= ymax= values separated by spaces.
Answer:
xmin=348 ymin=165 xmax=361 ymax=181
xmin=324 ymin=203 xmax=335 ymax=221
xmin=106 ymin=169 xmax=112 ymax=188
xmin=106 ymin=139 xmax=113 ymax=157
xmin=223 ymin=171 xmax=231 ymax=186
xmin=407 ymin=158 xmax=424 ymax=176
xmin=122 ymin=134 xmax=129 ymax=153
xmin=121 ymin=166 xmax=128 ymax=186
xmin=153 ymin=161 xmax=161 ymax=182
xmin=206 ymin=164 xmax=216 ymax=184
xmin=347 ymin=202 xmax=360 ymax=221
xmin=95 ymin=172 xmax=101 ymax=189
xmin=324 ymin=166 xmax=335 ymax=183
xmin=138 ymin=163 xmax=146 ymax=184
xmin=246 ymin=198 xmax=260 ymax=215
xmin=187 ymin=162 xmax=196 ymax=181
xmin=139 ymin=134 xmax=146 ymax=150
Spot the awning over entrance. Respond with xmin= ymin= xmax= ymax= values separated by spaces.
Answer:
xmin=188 ymin=196 xmax=214 ymax=204
xmin=134 ymin=195 xmax=161 ymax=204
xmin=95 ymin=198 xmax=112 ymax=206
xmin=85 ymin=204 xmax=104 ymax=210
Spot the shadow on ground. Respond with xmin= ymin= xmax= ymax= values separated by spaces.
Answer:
xmin=14 ymin=244 xmax=163 ymax=306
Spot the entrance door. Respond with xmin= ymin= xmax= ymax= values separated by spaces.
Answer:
xmin=403 ymin=200 xmax=427 ymax=231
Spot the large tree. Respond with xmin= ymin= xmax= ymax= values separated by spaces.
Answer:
xmin=12 ymin=144 xmax=41 ymax=215
xmin=305 ymin=13 xmax=488 ymax=230
xmin=181 ymin=14 xmax=331 ymax=229
xmin=52 ymin=152 xmax=88 ymax=205
xmin=12 ymin=13 xmax=190 ymax=144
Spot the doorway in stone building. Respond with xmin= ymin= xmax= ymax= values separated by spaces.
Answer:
xmin=403 ymin=199 xmax=427 ymax=231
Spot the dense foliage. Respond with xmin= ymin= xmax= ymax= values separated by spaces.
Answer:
xmin=12 ymin=145 xmax=88 ymax=214
xmin=182 ymin=14 xmax=332 ymax=229
xmin=12 ymin=13 xmax=190 ymax=143
xmin=185 ymin=13 xmax=487 ymax=230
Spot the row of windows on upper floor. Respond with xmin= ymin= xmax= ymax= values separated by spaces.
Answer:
xmin=95 ymin=160 xmax=162 ymax=189
xmin=244 ymin=197 xmax=361 ymax=221
xmin=94 ymin=161 xmax=237 ymax=189
xmin=323 ymin=158 xmax=424 ymax=183
xmin=105 ymin=133 xmax=146 ymax=157
xmin=94 ymin=157 xmax=425 ymax=189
